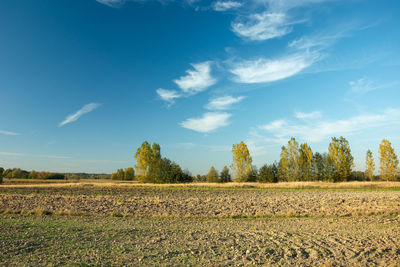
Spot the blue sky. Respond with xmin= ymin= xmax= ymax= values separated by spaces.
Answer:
xmin=0 ymin=0 xmax=399 ymax=174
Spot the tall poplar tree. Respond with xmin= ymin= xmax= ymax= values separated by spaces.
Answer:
xmin=135 ymin=141 xmax=152 ymax=177
xmin=365 ymin=150 xmax=375 ymax=181
xmin=206 ymin=166 xmax=219 ymax=183
xmin=379 ymin=139 xmax=399 ymax=181
xmin=231 ymin=141 xmax=253 ymax=182
xmin=328 ymin=136 xmax=353 ymax=181
xmin=279 ymin=137 xmax=300 ymax=181
xmin=299 ymin=143 xmax=313 ymax=180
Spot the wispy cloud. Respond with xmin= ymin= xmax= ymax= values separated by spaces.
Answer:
xmin=213 ymin=1 xmax=242 ymax=11
xmin=295 ymin=111 xmax=321 ymax=120
xmin=232 ymin=12 xmax=297 ymax=41
xmin=230 ymin=52 xmax=319 ymax=83
xmin=180 ymin=112 xmax=231 ymax=133
xmin=230 ymin=0 xmax=331 ymax=41
xmin=96 ymin=0 xmax=125 ymax=7
xmin=0 ymin=152 xmax=71 ymax=159
xmin=0 ymin=130 xmax=20 ymax=136
xmin=157 ymin=61 xmax=217 ymax=106
xmin=349 ymin=78 xmax=398 ymax=94
xmin=205 ymin=95 xmax=246 ymax=110
xmin=58 ymin=103 xmax=101 ymax=127
xmin=156 ymin=88 xmax=181 ymax=106
xmin=0 ymin=152 xmax=24 ymax=157
xmin=257 ymin=109 xmax=400 ymax=143
xmin=174 ymin=61 xmax=217 ymax=94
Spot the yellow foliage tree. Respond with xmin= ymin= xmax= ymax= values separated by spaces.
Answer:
xmin=299 ymin=143 xmax=313 ymax=180
xmin=328 ymin=136 xmax=353 ymax=181
xmin=135 ymin=141 xmax=152 ymax=177
xmin=279 ymin=137 xmax=300 ymax=181
xmin=379 ymin=139 xmax=399 ymax=181
xmin=231 ymin=141 xmax=252 ymax=182
xmin=365 ymin=150 xmax=375 ymax=181
xmin=206 ymin=166 xmax=219 ymax=183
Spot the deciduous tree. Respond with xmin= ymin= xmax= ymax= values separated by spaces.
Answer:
xmin=379 ymin=139 xmax=399 ymax=181
xmin=231 ymin=141 xmax=253 ymax=182
xmin=279 ymin=138 xmax=300 ymax=181
xmin=135 ymin=141 xmax=152 ymax=177
xmin=299 ymin=143 xmax=313 ymax=180
xmin=124 ymin=167 xmax=135 ymax=180
xmin=328 ymin=136 xmax=353 ymax=181
xmin=207 ymin=166 xmax=219 ymax=183
xmin=365 ymin=150 xmax=375 ymax=181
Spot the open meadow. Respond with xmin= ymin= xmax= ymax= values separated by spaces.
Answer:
xmin=1 ymin=180 xmax=400 ymax=266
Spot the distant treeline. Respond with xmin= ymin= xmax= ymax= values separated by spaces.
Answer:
xmin=0 ymin=167 xmax=110 ymax=182
xmin=1 ymin=136 xmax=399 ymax=184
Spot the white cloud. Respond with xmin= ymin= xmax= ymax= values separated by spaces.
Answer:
xmin=0 ymin=130 xmax=20 ymax=136
xmin=213 ymin=1 xmax=242 ymax=11
xmin=0 ymin=152 xmax=24 ymax=156
xmin=0 ymin=152 xmax=71 ymax=159
xmin=173 ymin=61 xmax=217 ymax=94
xmin=230 ymin=52 xmax=318 ymax=83
xmin=259 ymin=109 xmax=400 ymax=143
xmin=295 ymin=111 xmax=321 ymax=120
xmin=232 ymin=12 xmax=296 ymax=41
xmin=156 ymin=88 xmax=181 ymax=105
xmin=58 ymin=103 xmax=101 ymax=127
xmin=96 ymin=0 xmax=125 ymax=7
xmin=230 ymin=0 xmax=331 ymax=41
xmin=205 ymin=95 xmax=246 ymax=110
xmin=349 ymin=78 xmax=398 ymax=94
xmin=180 ymin=112 xmax=231 ymax=133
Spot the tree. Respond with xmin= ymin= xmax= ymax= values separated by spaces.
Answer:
xmin=11 ymin=168 xmax=28 ymax=179
xmin=194 ymin=174 xmax=206 ymax=182
xmin=2 ymin=169 xmax=11 ymax=178
xmin=299 ymin=143 xmax=313 ymax=181
xmin=257 ymin=163 xmax=278 ymax=183
xmin=231 ymin=141 xmax=253 ymax=182
xmin=219 ymin=166 xmax=231 ymax=183
xmin=111 ymin=169 xmax=125 ymax=180
xmin=311 ymin=152 xmax=324 ymax=180
xmin=328 ymin=136 xmax=353 ymax=182
xmin=124 ymin=167 xmax=135 ymax=180
xmin=379 ymin=139 xmax=399 ymax=181
xmin=365 ymin=150 xmax=375 ymax=181
xmin=279 ymin=138 xmax=300 ymax=181
xmin=28 ymin=170 xmax=38 ymax=179
xmin=247 ymin=166 xmax=258 ymax=182
xmin=0 ymin=167 xmax=3 ymax=184
xmin=135 ymin=141 xmax=152 ymax=177
xmin=206 ymin=166 xmax=219 ymax=183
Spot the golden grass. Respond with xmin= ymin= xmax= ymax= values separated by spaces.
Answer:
xmin=1 ymin=180 xmax=400 ymax=189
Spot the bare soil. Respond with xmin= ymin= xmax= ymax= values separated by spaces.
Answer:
xmin=1 ymin=186 xmax=400 ymax=217
xmin=1 ymin=183 xmax=400 ymax=266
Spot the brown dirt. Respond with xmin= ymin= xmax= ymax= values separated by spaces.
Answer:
xmin=1 ymin=186 xmax=400 ymax=217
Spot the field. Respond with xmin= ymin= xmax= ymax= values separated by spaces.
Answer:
xmin=1 ymin=181 xmax=400 ymax=266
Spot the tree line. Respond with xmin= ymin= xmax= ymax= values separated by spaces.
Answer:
xmin=1 ymin=137 xmax=398 ymax=184
xmin=0 ymin=168 xmax=110 ymax=183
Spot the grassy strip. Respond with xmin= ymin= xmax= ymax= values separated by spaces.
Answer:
xmin=118 ymin=185 xmax=400 ymax=191
xmin=1 ymin=209 xmax=398 ymax=219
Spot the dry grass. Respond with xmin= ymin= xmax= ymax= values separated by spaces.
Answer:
xmin=1 ymin=180 xmax=400 ymax=189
